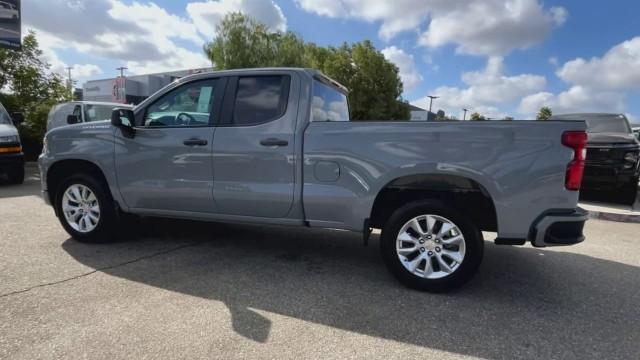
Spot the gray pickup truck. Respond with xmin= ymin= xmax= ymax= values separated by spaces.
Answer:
xmin=39 ymin=68 xmax=589 ymax=291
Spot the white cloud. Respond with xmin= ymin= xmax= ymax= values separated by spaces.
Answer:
xmin=413 ymin=57 xmax=545 ymax=117
xmin=556 ymin=37 xmax=640 ymax=90
xmin=518 ymin=87 xmax=625 ymax=115
xmin=548 ymin=56 xmax=559 ymax=66
xmin=22 ymin=0 xmax=287 ymax=78
xmin=296 ymin=0 xmax=567 ymax=56
xmin=517 ymin=37 xmax=640 ymax=118
xmin=187 ymin=0 xmax=286 ymax=37
xmin=71 ymin=64 xmax=103 ymax=79
xmin=381 ymin=46 xmax=423 ymax=91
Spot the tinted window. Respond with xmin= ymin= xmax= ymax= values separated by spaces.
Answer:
xmin=232 ymin=76 xmax=289 ymax=126
xmin=144 ymin=79 xmax=217 ymax=127
xmin=585 ymin=115 xmax=631 ymax=134
xmin=84 ymin=105 xmax=117 ymax=123
xmin=311 ymin=80 xmax=349 ymax=122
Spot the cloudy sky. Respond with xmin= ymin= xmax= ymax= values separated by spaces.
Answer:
xmin=21 ymin=0 xmax=640 ymax=120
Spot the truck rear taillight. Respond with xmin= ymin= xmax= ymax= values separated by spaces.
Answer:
xmin=562 ymin=131 xmax=588 ymax=191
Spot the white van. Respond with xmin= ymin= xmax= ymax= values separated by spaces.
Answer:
xmin=46 ymin=101 xmax=133 ymax=131
xmin=0 ymin=100 xmax=24 ymax=184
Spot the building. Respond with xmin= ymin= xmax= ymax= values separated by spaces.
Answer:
xmin=409 ymin=104 xmax=436 ymax=121
xmin=82 ymin=68 xmax=213 ymax=105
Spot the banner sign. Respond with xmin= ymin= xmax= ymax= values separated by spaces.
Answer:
xmin=0 ymin=0 xmax=20 ymax=50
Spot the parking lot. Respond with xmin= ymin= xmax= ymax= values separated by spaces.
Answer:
xmin=1 ymin=165 xmax=639 ymax=359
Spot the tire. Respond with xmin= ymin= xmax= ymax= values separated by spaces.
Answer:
xmin=380 ymin=200 xmax=484 ymax=292
xmin=7 ymin=166 xmax=24 ymax=184
xmin=54 ymin=174 xmax=117 ymax=243
xmin=621 ymin=177 xmax=639 ymax=205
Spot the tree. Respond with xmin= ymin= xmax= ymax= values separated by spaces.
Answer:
xmin=204 ymin=13 xmax=410 ymax=120
xmin=470 ymin=112 xmax=486 ymax=121
xmin=0 ymin=31 xmax=70 ymax=143
xmin=536 ymin=106 xmax=552 ymax=120
xmin=503 ymin=116 xmax=514 ymax=121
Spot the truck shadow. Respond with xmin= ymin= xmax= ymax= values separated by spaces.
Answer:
xmin=62 ymin=219 xmax=639 ymax=359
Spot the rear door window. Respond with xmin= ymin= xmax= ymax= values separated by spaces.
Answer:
xmin=231 ymin=76 xmax=290 ymax=126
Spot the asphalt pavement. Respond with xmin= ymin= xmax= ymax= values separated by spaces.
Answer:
xmin=1 ymin=166 xmax=639 ymax=359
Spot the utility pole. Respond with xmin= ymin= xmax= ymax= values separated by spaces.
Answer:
xmin=65 ymin=66 xmax=73 ymax=98
xmin=427 ymin=95 xmax=439 ymax=113
xmin=462 ymin=108 xmax=469 ymax=121
xmin=116 ymin=66 xmax=128 ymax=77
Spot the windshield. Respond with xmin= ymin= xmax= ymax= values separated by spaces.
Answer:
xmin=584 ymin=115 xmax=631 ymax=134
xmin=311 ymin=80 xmax=349 ymax=122
xmin=0 ymin=102 xmax=13 ymax=125
xmin=551 ymin=114 xmax=632 ymax=134
xmin=84 ymin=104 xmax=116 ymax=123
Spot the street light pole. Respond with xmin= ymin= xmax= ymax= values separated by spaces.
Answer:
xmin=463 ymin=108 xmax=469 ymax=120
xmin=116 ymin=66 xmax=128 ymax=77
xmin=427 ymin=95 xmax=439 ymax=113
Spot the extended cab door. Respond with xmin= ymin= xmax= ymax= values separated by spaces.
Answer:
xmin=211 ymin=73 xmax=298 ymax=218
xmin=114 ymin=77 xmax=226 ymax=213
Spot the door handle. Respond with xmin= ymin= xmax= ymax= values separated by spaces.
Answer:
xmin=183 ymin=138 xmax=208 ymax=146
xmin=260 ymin=138 xmax=288 ymax=147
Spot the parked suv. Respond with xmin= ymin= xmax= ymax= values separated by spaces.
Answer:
xmin=0 ymin=100 xmax=24 ymax=184
xmin=40 ymin=68 xmax=589 ymax=292
xmin=551 ymin=113 xmax=640 ymax=204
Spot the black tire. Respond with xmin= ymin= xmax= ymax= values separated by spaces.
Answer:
xmin=7 ymin=166 xmax=24 ymax=184
xmin=54 ymin=174 xmax=117 ymax=243
xmin=380 ymin=200 xmax=484 ymax=292
xmin=621 ymin=177 xmax=639 ymax=205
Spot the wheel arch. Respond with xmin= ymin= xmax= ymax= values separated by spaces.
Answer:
xmin=369 ymin=173 xmax=498 ymax=232
xmin=46 ymin=159 xmax=113 ymax=208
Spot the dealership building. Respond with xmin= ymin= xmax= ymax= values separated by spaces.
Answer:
xmin=82 ymin=68 xmax=212 ymax=105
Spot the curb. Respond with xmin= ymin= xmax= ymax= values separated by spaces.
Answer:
xmin=587 ymin=210 xmax=640 ymax=224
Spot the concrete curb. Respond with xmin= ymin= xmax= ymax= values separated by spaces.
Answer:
xmin=587 ymin=210 xmax=640 ymax=224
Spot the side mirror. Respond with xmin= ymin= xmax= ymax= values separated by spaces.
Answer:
xmin=66 ymin=114 xmax=81 ymax=125
xmin=111 ymin=108 xmax=135 ymax=138
xmin=11 ymin=112 xmax=24 ymax=125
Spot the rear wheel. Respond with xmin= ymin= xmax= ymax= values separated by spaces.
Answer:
xmin=381 ymin=200 xmax=483 ymax=292
xmin=55 ymin=174 xmax=117 ymax=243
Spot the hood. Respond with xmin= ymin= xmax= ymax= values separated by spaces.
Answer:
xmin=587 ymin=132 xmax=638 ymax=145
xmin=0 ymin=123 xmax=19 ymax=137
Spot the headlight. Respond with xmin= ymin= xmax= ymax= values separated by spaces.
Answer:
xmin=624 ymin=152 xmax=639 ymax=163
xmin=0 ymin=135 xmax=20 ymax=144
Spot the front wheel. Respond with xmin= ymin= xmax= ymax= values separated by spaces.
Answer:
xmin=55 ymin=174 xmax=117 ymax=243
xmin=380 ymin=200 xmax=484 ymax=292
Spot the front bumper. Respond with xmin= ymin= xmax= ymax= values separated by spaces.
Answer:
xmin=0 ymin=152 xmax=25 ymax=170
xmin=529 ymin=207 xmax=588 ymax=247
xmin=582 ymin=162 xmax=639 ymax=189
xmin=38 ymin=153 xmax=52 ymax=205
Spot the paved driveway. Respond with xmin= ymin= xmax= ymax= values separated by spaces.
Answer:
xmin=1 ymin=166 xmax=639 ymax=359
